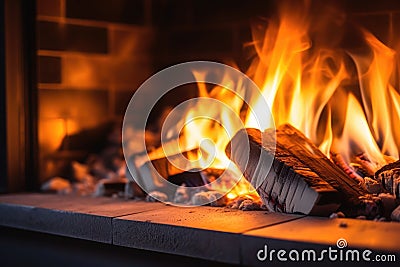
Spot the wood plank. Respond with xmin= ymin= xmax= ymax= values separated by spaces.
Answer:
xmin=226 ymin=124 xmax=380 ymax=217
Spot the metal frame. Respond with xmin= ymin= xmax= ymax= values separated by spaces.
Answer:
xmin=1 ymin=0 xmax=37 ymax=192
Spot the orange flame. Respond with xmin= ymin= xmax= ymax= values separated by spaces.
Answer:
xmin=245 ymin=0 xmax=399 ymax=169
xmin=174 ymin=0 xmax=400 ymax=200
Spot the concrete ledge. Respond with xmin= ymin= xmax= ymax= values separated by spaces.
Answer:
xmin=1 ymin=194 xmax=399 ymax=266
xmin=113 ymin=206 xmax=301 ymax=264
xmin=0 ymin=194 xmax=164 ymax=243
xmin=0 ymin=203 xmax=112 ymax=243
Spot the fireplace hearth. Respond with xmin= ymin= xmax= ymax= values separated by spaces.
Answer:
xmin=1 ymin=193 xmax=399 ymax=266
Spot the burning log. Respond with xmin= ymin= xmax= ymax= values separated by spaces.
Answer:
xmin=93 ymin=177 xmax=128 ymax=197
xmin=375 ymin=160 xmax=400 ymax=198
xmin=226 ymin=124 xmax=381 ymax=217
xmin=128 ymin=146 xmax=231 ymax=203
xmin=391 ymin=205 xmax=400 ymax=221
xmin=354 ymin=153 xmax=379 ymax=177
xmin=127 ymin=148 xmax=202 ymax=197
xmin=331 ymin=152 xmax=364 ymax=184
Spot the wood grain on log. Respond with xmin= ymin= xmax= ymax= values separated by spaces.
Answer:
xmin=375 ymin=160 xmax=400 ymax=198
xmin=226 ymin=124 xmax=380 ymax=217
xmin=128 ymin=148 xmax=200 ymax=192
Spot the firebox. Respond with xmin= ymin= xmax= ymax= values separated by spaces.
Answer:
xmin=1 ymin=0 xmax=400 ymax=266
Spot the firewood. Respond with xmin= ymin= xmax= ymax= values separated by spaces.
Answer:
xmin=93 ymin=178 xmax=128 ymax=197
xmin=391 ymin=204 xmax=400 ymax=221
xmin=127 ymin=148 xmax=201 ymax=196
xmin=226 ymin=124 xmax=381 ymax=217
xmin=375 ymin=160 xmax=400 ymax=198
xmin=331 ymin=152 xmax=364 ymax=184
xmin=354 ymin=153 xmax=379 ymax=177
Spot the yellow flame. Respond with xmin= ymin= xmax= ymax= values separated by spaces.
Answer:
xmin=245 ymin=1 xmax=399 ymax=169
xmin=171 ymin=0 xmax=400 ymax=199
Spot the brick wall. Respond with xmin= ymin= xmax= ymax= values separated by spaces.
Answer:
xmin=348 ymin=0 xmax=400 ymax=47
xmin=36 ymin=0 xmax=156 ymax=180
xmin=36 ymin=0 xmax=274 ymax=181
xmin=37 ymin=0 xmax=400 ymax=180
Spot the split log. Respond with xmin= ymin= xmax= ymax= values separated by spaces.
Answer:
xmin=331 ymin=152 xmax=364 ymax=184
xmin=226 ymin=124 xmax=381 ymax=217
xmin=126 ymin=146 xmax=230 ymax=202
xmin=375 ymin=160 xmax=400 ymax=198
xmin=391 ymin=204 xmax=400 ymax=221
xmin=93 ymin=178 xmax=128 ymax=197
xmin=127 ymin=148 xmax=202 ymax=196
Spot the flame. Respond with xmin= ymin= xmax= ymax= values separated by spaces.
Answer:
xmin=169 ymin=0 xmax=400 ymax=200
xmin=177 ymin=71 xmax=258 ymax=199
xmin=244 ymin=0 xmax=399 ymax=169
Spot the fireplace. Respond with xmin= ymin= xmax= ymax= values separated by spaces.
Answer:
xmin=1 ymin=0 xmax=400 ymax=266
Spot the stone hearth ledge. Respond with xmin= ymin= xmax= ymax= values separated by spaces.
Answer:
xmin=0 ymin=194 xmax=399 ymax=265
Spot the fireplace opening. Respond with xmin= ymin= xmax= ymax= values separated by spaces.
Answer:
xmin=31 ymin=0 xmax=400 ymax=221
xmin=1 ymin=0 xmax=400 ymax=220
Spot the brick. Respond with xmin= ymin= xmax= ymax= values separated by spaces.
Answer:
xmin=112 ymin=58 xmax=152 ymax=85
xmin=354 ymin=14 xmax=390 ymax=44
xmin=152 ymin=0 xmax=274 ymax=27
xmin=37 ymin=21 xmax=108 ymax=53
xmin=38 ymin=56 xmax=62 ymax=83
xmin=346 ymin=0 xmax=400 ymax=14
xmin=110 ymin=28 xmax=154 ymax=55
xmin=191 ymin=0 xmax=274 ymax=25
xmin=37 ymin=0 xmax=61 ymax=17
xmin=115 ymin=90 xmax=134 ymax=115
xmin=66 ymin=0 xmax=145 ymax=25
xmin=62 ymin=56 xmax=110 ymax=88
xmin=37 ymin=21 xmax=64 ymax=51
xmin=62 ymin=56 xmax=151 ymax=89
xmin=151 ymin=0 xmax=194 ymax=27
xmin=390 ymin=13 xmax=400 ymax=46
xmin=39 ymin=89 xmax=109 ymax=119
xmin=167 ymin=28 xmax=233 ymax=55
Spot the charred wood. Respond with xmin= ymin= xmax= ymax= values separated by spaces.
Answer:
xmin=226 ymin=124 xmax=382 ymax=217
xmin=375 ymin=160 xmax=400 ymax=198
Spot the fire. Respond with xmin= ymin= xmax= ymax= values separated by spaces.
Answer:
xmin=245 ymin=0 xmax=400 ymax=168
xmin=169 ymin=0 xmax=400 ymax=201
xmin=176 ymin=71 xmax=258 ymax=199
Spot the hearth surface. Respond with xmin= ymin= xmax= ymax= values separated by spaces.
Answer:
xmin=0 ymin=194 xmax=399 ymax=266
